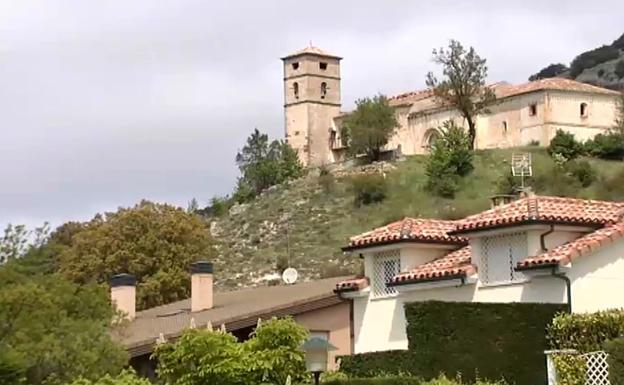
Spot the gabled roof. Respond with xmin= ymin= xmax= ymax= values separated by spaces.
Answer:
xmin=116 ymin=277 xmax=348 ymax=357
xmin=389 ymin=246 xmax=474 ymax=286
xmin=496 ymin=77 xmax=620 ymax=98
xmin=517 ymin=222 xmax=624 ymax=269
xmin=343 ymin=217 xmax=467 ymax=251
xmin=451 ymin=196 xmax=624 ymax=234
xmin=281 ymin=46 xmax=342 ymax=60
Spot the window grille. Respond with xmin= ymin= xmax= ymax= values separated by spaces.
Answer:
xmin=372 ymin=250 xmax=400 ymax=297
xmin=480 ymin=232 xmax=527 ymax=285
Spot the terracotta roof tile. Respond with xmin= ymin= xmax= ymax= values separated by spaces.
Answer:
xmin=390 ymin=246 xmax=474 ymax=285
xmin=452 ymin=196 xmax=624 ymax=234
xmin=334 ymin=277 xmax=369 ymax=293
xmin=282 ymin=46 xmax=341 ymax=60
xmin=344 ymin=218 xmax=467 ymax=250
xmin=517 ymin=222 xmax=624 ymax=269
xmin=495 ymin=78 xmax=620 ymax=98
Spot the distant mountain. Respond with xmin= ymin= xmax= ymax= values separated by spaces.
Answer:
xmin=530 ymin=33 xmax=624 ymax=90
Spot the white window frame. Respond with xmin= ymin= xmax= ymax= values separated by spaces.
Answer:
xmin=479 ymin=232 xmax=527 ymax=286
xmin=371 ymin=250 xmax=401 ymax=298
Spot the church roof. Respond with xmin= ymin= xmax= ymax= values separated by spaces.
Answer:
xmin=281 ymin=45 xmax=342 ymax=60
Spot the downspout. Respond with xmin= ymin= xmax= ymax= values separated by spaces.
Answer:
xmin=540 ymin=225 xmax=572 ymax=314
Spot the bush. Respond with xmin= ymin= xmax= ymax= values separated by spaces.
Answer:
xmin=319 ymin=166 xmax=337 ymax=194
xmin=616 ymin=60 xmax=624 ymax=79
xmin=595 ymin=168 xmax=624 ymax=201
xmin=66 ymin=370 xmax=150 ymax=385
xmin=605 ymin=338 xmax=624 ymax=385
xmin=340 ymin=302 xmax=564 ymax=385
xmin=566 ymin=160 xmax=597 ymax=187
xmin=425 ymin=121 xmax=474 ymax=198
xmin=548 ymin=130 xmax=584 ymax=160
xmin=529 ymin=63 xmax=569 ymax=81
xmin=585 ymin=133 xmax=624 ymax=160
xmin=350 ymin=174 xmax=387 ymax=207
xmin=323 ymin=376 xmax=422 ymax=385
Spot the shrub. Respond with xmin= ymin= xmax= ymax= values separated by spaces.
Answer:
xmin=585 ymin=133 xmax=624 ymax=160
xmin=566 ymin=160 xmax=597 ymax=187
xmin=323 ymin=376 xmax=422 ymax=385
xmin=595 ymin=168 xmax=624 ymax=201
xmin=425 ymin=121 xmax=474 ymax=198
xmin=66 ymin=370 xmax=150 ymax=385
xmin=605 ymin=338 xmax=624 ymax=385
xmin=548 ymin=130 xmax=584 ymax=160
xmin=319 ymin=167 xmax=337 ymax=194
xmin=350 ymin=174 xmax=387 ymax=207
xmin=529 ymin=63 xmax=569 ymax=81
xmin=338 ymin=350 xmax=414 ymax=378
xmin=616 ymin=60 xmax=624 ymax=79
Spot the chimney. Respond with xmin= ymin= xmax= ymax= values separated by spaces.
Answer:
xmin=110 ymin=273 xmax=136 ymax=321
xmin=190 ymin=261 xmax=213 ymax=312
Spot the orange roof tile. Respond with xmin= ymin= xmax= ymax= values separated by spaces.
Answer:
xmin=517 ymin=222 xmax=624 ymax=269
xmin=390 ymin=246 xmax=474 ymax=285
xmin=344 ymin=218 xmax=467 ymax=250
xmin=282 ymin=46 xmax=341 ymax=60
xmin=452 ymin=196 xmax=624 ymax=234
xmin=495 ymin=78 xmax=620 ymax=98
xmin=334 ymin=277 xmax=369 ymax=293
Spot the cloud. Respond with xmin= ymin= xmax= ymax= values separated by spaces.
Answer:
xmin=1 ymin=0 xmax=623 ymax=228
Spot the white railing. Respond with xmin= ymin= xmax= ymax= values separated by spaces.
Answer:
xmin=545 ymin=350 xmax=610 ymax=385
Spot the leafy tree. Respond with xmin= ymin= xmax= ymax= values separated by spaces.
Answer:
xmin=547 ymin=130 xmax=584 ymax=160
xmin=529 ymin=63 xmax=569 ymax=81
xmin=1 ymin=223 xmax=51 ymax=265
xmin=426 ymin=40 xmax=496 ymax=149
xmin=0 ymin=267 xmax=127 ymax=385
xmin=614 ymin=33 xmax=624 ymax=50
xmin=349 ymin=174 xmax=387 ymax=207
xmin=56 ymin=201 xmax=216 ymax=310
xmin=66 ymin=370 xmax=149 ymax=385
xmin=340 ymin=95 xmax=398 ymax=162
xmin=569 ymin=45 xmax=620 ymax=78
xmin=186 ymin=198 xmax=199 ymax=213
xmin=615 ymin=60 xmax=624 ymax=79
xmin=425 ymin=121 xmax=474 ymax=198
xmin=154 ymin=317 xmax=308 ymax=385
xmin=235 ymin=129 xmax=304 ymax=202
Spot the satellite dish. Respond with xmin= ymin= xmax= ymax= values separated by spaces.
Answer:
xmin=282 ymin=267 xmax=298 ymax=284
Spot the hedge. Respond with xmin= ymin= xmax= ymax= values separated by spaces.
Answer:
xmin=605 ymin=338 xmax=624 ymax=385
xmin=323 ymin=377 xmax=422 ymax=385
xmin=340 ymin=301 xmax=566 ymax=385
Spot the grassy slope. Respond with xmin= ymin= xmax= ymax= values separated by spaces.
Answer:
xmin=210 ymin=148 xmax=624 ymax=289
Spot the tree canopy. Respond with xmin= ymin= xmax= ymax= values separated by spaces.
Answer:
xmin=56 ymin=201 xmax=216 ymax=310
xmin=0 ymin=266 xmax=127 ymax=385
xmin=234 ymin=129 xmax=304 ymax=202
xmin=529 ymin=63 xmax=569 ymax=81
xmin=340 ymin=94 xmax=398 ymax=162
xmin=426 ymin=40 xmax=496 ymax=149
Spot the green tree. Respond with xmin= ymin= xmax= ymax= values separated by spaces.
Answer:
xmin=340 ymin=95 xmax=398 ymax=162
xmin=154 ymin=317 xmax=309 ymax=385
xmin=65 ymin=370 xmax=149 ymax=385
xmin=615 ymin=60 xmax=624 ymax=79
xmin=426 ymin=40 xmax=496 ymax=149
xmin=235 ymin=129 xmax=304 ymax=202
xmin=0 ymin=267 xmax=127 ymax=385
xmin=547 ymin=130 xmax=584 ymax=160
xmin=56 ymin=201 xmax=216 ymax=310
xmin=529 ymin=63 xmax=569 ymax=81
xmin=425 ymin=121 xmax=474 ymax=198
xmin=1 ymin=223 xmax=51 ymax=265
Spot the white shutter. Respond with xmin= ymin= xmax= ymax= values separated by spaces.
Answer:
xmin=372 ymin=250 xmax=400 ymax=297
xmin=480 ymin=232 xmax=527 ymax=285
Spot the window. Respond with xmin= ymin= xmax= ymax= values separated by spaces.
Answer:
xmin=480 ymin=232 xmax=527 ymax=285
xmin=580 ymin=103 xmax=588 ymax=118
xmin=529 ymin=103 xmax=537 ymax=116
xmin=502 ymin=121 xmax=508 ymax=134
xmin=292 ymin=62 xmax=299 ymax=70
xmin=319 ymin=62 xmax=328 ymax=70
xmin=320 ymin=82 xmax=327 ymax=99
xmin=293 ymin=82 xmax=299 ymax=99
xmin=372 ymin=250 xmax=400 ymax=297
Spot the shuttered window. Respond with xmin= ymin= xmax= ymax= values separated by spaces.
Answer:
xmin=480 ymin=232 xmax=527 ymax=285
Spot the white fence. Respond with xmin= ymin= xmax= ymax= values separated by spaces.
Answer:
xmin=546 ymin=350 xmax=610 ymax=385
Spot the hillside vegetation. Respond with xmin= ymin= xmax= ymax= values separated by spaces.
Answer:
xmin=208 ymin=148 xmax=624 ymax=289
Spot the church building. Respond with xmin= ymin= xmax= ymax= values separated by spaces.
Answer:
xmin=281 ymin=46 xmax=621 ymax=167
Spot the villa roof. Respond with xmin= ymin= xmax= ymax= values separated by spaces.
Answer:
xmin=115 ymin=276 xmax=348 ymax=357
xmin=495 ymin=77 xmax=620 ymax=98
xmin=334 ymin=277 xmax=369 ymax=293
xmin=451 ymin=196 xmax=624 ymax=234
xmin=343 ymin=217 xmax=467 ymax=251
xmin=517 ymin=221 xmax=624 ymax=269
xmin=282 ymin=46 xmax=342 ymax=60
xmin=389 ymin=246 xmax=474 ymax=286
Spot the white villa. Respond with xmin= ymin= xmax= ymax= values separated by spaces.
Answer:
xmin=335 ymin=195 xmax=624 ymax=354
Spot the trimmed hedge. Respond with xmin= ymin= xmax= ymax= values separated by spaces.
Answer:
xmin=340 ymin=301 xmax=565 ymax=385
xmin=605 ymin=338 xmax=624 ymax=385
xmin=323 ymin=377 xmax=421 ymax=385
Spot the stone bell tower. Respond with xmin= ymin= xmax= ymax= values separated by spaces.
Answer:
xmin=281 ymin=46 xmax=342 ymax=166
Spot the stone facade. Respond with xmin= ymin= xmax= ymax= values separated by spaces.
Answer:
xmin=282 ymin=47 xmax=621 ymax=166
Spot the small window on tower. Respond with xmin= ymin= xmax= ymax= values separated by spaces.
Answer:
xmin=580 ymin=103 xmax=588 ymax=118
xmin=292 ymin=62 xmax=299 ymax=70
xmin=319 ymin=62 xmax=328 ymax=70
xmin=503 ymin=121 xmax=508 ymax=134
xmin=529 ymin=103 xmax=537 ymax=116
xmin=293 ymin=82 xmax=299 ymax=99
xmin=320 ymin=82 xmax=327 ymax=99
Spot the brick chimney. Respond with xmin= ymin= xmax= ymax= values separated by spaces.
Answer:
xmin=190 ymin=261 xmax=213 ymax=312
xmin=110 ymin=273 xmax=136 ymax=321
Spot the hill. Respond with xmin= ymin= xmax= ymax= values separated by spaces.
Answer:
xmin=207 ymin=148 xmax=624 ymax=290
xmin=531 ymin=32 xmax=624 ymax=90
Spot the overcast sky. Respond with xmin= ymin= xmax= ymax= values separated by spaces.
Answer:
xmin=1 ymin=0 xmax=623 ymax=230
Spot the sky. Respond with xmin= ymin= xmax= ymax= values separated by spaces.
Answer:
xmin=1 ymin=0 xmax=623 ymax=230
